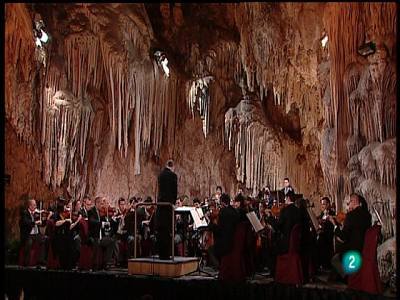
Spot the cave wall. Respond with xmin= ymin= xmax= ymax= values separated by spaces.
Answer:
xmin=5 ymin=3 xmax=396 ymax=279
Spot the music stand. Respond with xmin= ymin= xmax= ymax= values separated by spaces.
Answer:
xmin=186 ymin=226 xmax=215 ymax=277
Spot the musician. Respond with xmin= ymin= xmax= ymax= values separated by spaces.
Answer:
xmin=316 ymin=197 xmax=335 ymax=270
xmin=113 ymin=197 xmax=129 ymax=266
xmin=88 ymin=197 xmax=116 ymax=270
xmin=296 ymin=198 xmax=318 ymax=282
xmin=174 ymin=202 xmax=186 ymax=256
xmin=215 ymin=186 xmax=222 ymax=205
xmin=80 ymin=195 xmax=92 ymax=220
xmin=193 ymin=198 xmax=201 ymax=209
xmin=207 ymin=193 xmax=240 ymax=269
xmin=263 ymin=186 xmax=274 ymax=208
xmin=71 ymin=200 xmax=83 ymax=268
xmin=280 ymin=177 xmax=295 ymax=196
xmin=156 ymin=159 xmax=178 ymax=260
xmin=234 ymin=194 xmax=257 ymax=276
xmin=53 ymin=199 xmax=80 ymax=270
xmin=329 ymin=193 xmax=372 ymax=279
xmin=19 ymin=197 xmax=46 ymax=266
xmin=266 ymin=191 xmax=301 ymax=276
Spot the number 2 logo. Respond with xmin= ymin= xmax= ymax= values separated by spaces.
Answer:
xmin=348 ymin=255 xmax=355 ymax=269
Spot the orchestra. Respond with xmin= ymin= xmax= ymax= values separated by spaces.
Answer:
xmin=16 ymin=176 xmax=376 ymax=286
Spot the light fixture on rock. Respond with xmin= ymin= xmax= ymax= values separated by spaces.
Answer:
xmin=357 ymin=41 xmax=376 ymax=56
xmin=154 ymin=50 xmax=170 ymax=77
xmin=320 ymin=33 xmax=328 ymax=48
xmin=33 ymin=14 xmax=50 ymax=48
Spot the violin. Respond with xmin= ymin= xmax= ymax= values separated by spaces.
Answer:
xmin=100 ymin=206 xmax=117 ymax=218
xmin=333 ymin=211 xmax=346 ymax=225
xmin=33 ymin=209 xmax=51 ymax=221
xmin=60 ymin=209 xmax=71 ymax=220
xmin=209 ymin=205 xmax=220 ymax=224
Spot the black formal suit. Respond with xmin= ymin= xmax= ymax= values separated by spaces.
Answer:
xmin=88 ymin=206 xmax=102 ymax=239
xmin=19 ymin=209 xmax=45 ymax=266
xmin=209 ymin=205 xmax=240 ymax=258
xmin=79 ymin=207 xmax=89 ymax=219
xmin=157 ymin=167 xmax=178 ymax=204
xmin=316 ymin=210 xmax=335 ymax=268
xmin=87 ymin=206 xmax=116 ymax=269
xmin=280 ymin=186 xmax=295 ymax=197
xmin=156 ymin=167 xmax=178 ymax=259
xmin=334 ymin=206 xmax=371 ymax=254
xmin=19 ymin=209 xmax=37 ymax=243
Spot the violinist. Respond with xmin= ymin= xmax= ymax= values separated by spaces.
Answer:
xmin=88 ymin=197 xmax=116 ymax=270
xmin=71 ymin=200 xmax=83 ymax=268
xmin=114 ymin=197 xmax=129 ymax=266
xmin=329 ymin=193 xmax=371 ymax=280
xmin=80 ymin=195 xmax=92 ymax=220
xmin=18 ymin=197 xmax=47 ymax=266
xmin=174 ymin=198 xmax=187 ymax=256
xmin=124 ymin=197 xmax=143 ymax=257
xmin=53 ymin=198 xmax=76 ymax=269
xmin=207 ymin=193 xmax=240 ymax=270
xmin=316 ymin=197 xmax=335 ymax=271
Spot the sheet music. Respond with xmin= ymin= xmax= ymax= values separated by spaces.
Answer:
xmin=175 ymin=206 xmax=208 ymax=229
xmin=306 ymin=206 xmax=319 ymax=232
xmin=175 ymin=206 xmax=192 ymax=212
xmin=191 ymin=207 xmax=208 ymax=229
xmin=246 ymin=211 xmax=265 ymax=232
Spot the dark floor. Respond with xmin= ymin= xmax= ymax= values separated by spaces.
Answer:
xmin=4 ymin=265 xmax=397 ymax=300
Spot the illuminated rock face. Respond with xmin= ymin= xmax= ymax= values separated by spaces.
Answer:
xmin=5 ymin=3 xmax=396 ymax=270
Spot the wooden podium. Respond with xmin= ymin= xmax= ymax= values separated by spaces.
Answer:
xmin=129 ymin=203 xmax=199 ymax=277
xmin=128 ymin=256 xmax=199 ymax=277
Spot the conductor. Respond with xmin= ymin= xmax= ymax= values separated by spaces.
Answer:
xmin=156 ymin=159 xmax=178 ymax=260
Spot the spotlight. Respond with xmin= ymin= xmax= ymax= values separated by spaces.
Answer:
xmin=357 ymin=41 xmax=376 ymax=56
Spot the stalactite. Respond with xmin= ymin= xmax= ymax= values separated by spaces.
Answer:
xmin=5 ymin=4 xmax=37 ymax=145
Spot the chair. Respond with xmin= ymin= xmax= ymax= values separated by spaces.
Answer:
xmin=348 ymin=225 xmax=383 ymax=294
xmin=219 ymin=222 xmax=248 ymax=282
xmin=18 ymin=238 xmax=40 ymax=267
xmin=78 ymin=219 xmax=94 ymax=270
xmin=18 ymin=243 xmax=39 ymax=267
xmin=117 ymin=239 xmax=129 ymax=266
xmin=45 ymin=219 xmax=60 ymax=269
xmin=275 ymin=223 xmax=304 ymax=285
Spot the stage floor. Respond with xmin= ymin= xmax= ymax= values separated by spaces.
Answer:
xmin=5 ymin=265 xmax=396 ymax=300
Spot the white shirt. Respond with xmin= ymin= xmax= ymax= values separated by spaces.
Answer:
xmin=29 ymin=211 xmax=39 ymax=235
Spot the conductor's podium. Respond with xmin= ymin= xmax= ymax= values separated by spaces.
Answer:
xmin=128 ymin=256 xmax=199 ymax=277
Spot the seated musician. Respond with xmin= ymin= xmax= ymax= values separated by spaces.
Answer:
xmin=18 ymin=197 xmax=47 ymax=266
xmin=124 ymin=197 xmax=149 ymax=257
xmin=266 ymin=191 xmax=301 ymax=276
xmin=328 ymin=193 xmax=372 ymax=280
xmin=174 ymin=197 xmax=190 ymax=256
xmin=114 ymin=197 xmax=129 ymax=266
xmin=316 ymin=197 xmax=335 ymax=271
xmin=71 ymin=200 xmax=83 ymax=268
xmin=207 ymin=193 xmax=240 ymax=269
xmin=88 ymin=196 xmax=117 ymax=270
xmin=214 ymin=186 xmax=223 ymax=206
xmin=53 ymin=198 xmax=81 ymax=270
xmin=80 ymin=195 xmax=92 ymax=220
